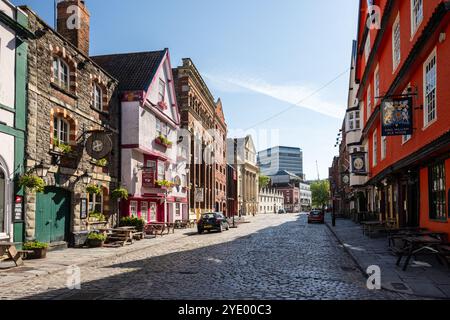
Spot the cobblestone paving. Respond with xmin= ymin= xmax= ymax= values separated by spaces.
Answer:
xmin=0 ymin=214 xmax=406 ymax=300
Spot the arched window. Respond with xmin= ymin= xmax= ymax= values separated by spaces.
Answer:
xmin=93 ymin=83 xmax=103 ymax=111
xmin=54 ymin=117 xmax=70 ymax=144
xmin=53 ymin=57 xmax=70 ymax=90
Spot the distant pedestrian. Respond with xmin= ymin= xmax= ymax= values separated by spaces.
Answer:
xmin=332 ymin=211 xmax=336 ymax=227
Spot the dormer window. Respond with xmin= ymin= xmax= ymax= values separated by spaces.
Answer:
xmin=93 ymin=84 xmax=103 ymax=111
xmin=158 ymin=79 xmax=166 ymax=102
xmin=53 ymin=57 xmax=70 ymax=90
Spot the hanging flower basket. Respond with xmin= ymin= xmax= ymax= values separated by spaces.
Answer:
xmin=111 ymin=187 xmax=129 ymax=200
xmin=86 ymin=184 xmax=102 ymax=195
xmin=18 ymin=174 xmax=46 ymax=193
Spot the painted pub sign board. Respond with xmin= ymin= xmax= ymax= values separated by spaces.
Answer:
xmin=381 ymin=97 xmax=413 ymax=136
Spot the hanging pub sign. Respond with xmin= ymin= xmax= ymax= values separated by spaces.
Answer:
xmin=142 ymin=168 xmax=156 ymax=188
xmin=351 ymin=152 xmax=367 ymax=175
xmin=194 ymin=188 xmax=204 ymax=202
xmin=86 ymin=131 xmax=113 ymax=160
xmin=381 ymin=97 xmax=413 ymax=136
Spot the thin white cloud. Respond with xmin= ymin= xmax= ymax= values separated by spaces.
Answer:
xmin=204 ymin=73 xmax=346 ymax=119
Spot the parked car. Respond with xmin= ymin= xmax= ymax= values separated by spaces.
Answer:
xmin=307 ymin=209 xmax=325 ymax=224
xmin=278 ymin=209 xmax=287 ymax=214
xmin=198 ymin=212 xmax=230 ymax=234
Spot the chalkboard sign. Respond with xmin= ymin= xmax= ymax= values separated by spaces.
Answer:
xmin=80 ymin=198 xmax=88 ymax=219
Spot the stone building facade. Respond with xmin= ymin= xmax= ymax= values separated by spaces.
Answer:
xmin=21 ymin=1 xmax=119 ymax=245
xmin=173 ymin=58 xmax=228 ymax=219
xmin=227 ymin=135 xmax=259 ymax=216
xmin=259 ymin=188 xmax=284 ymax=214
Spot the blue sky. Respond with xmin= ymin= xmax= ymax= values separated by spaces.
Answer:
xmin=12 ymin=0 xmax=359 ymax=180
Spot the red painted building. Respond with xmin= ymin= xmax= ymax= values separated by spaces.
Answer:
xmin=354 ymin=0 xmax=450 ymax=235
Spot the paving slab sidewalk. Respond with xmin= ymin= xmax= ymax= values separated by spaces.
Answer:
xmin=325 ymin=214 xmax=450 ymax=299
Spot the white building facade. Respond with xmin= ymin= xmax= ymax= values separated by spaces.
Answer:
xmin=299 ymin=183 xmax=312 ymax=212
xmin=259 ymin=188 xmax=284 ymax=214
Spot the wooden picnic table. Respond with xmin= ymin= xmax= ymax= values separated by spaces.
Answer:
xmin=105 ymin=227 xmax=137 ymax=246
xmin=0 ymin=242 xmax=24 ymax=266
xmin=395 ymin=235 xmax=446 ymax=271
xmin=145 ymin=223 xmax=166 ymax=237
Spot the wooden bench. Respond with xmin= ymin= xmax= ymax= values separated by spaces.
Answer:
xmin=145 ymin=224 xmax=165 ymax=237
xmin=165 ymin=223 xmax=176 ymax=234
xmin=133 ymin=232 xmax=144 ymax=240
xmin=0 ymin=243 xmax=25 ymax=266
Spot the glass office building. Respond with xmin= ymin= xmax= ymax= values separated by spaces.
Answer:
xmin=257 ymin=146 xmax=304 ymax=178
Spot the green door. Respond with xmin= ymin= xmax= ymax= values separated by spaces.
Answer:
xmin=36 ymin=187 xmax=71 ymax=243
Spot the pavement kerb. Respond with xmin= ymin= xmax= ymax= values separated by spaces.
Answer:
xmin=324 ymin=219 xmax=447 ymax=300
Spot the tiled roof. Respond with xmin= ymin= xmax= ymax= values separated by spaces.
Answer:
xmin=91 ymin=50 xmax=166 ymax=91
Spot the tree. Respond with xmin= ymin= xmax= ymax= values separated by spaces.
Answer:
xmin=311 ymin=180 xmax=330 ymax=209
xmin=259 ymin=175 xmax=271 ymax=189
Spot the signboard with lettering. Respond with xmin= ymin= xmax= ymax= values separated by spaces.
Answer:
xmin=142 ymin=168 xmax=156 ymax=188
xmin=14 ymin=196 xmax=23 ymax=221
xmin=381 ymin=97 xmax=413 ymax=136
xmin=80 ymin=198 xmax=88 ymax=219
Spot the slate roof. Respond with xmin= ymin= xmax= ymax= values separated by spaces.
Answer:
xmin=91 ymin=49 xmax=166 ymax=91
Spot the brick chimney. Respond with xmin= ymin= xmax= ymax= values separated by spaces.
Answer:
xmin=57 ymin=0 xmax=90 ymax=56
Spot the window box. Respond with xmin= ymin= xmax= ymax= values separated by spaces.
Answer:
xmin=155 ymin=135 xmax=173 ymax=149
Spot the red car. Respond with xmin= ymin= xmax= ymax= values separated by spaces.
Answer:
xmin=307 ymin=210 xmax=325 ymax=224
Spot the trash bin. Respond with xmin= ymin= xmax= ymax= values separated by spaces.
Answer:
xmin=71 ymin=231 xmax=89 ymax=248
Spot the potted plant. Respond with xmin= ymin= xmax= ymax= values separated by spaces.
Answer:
xmin=86 ymin=184 xmax=102 ymax=195
xmin=87 ymin=232 xmax=107 ymax=248
xmin=53 ymin=137 xmax=72 ymax=154
xmin=88 ymin=212 xmax=106 ymax=223
xmin=18 ymin=174 xmax=46 ymax=193
xmin=23 ymin=241 xmax=49 ymax=259
xmin=155 ymin=180 xmax=174 ymax=191
xmin=120 ymin=217 xmax=145 ymax=232
xmin=111 ymin=187 xmax=128 ymax=200
xmin=155 ymin=135 xmax=173 ymax=148
xmin=96 ymin=158 xmax=108 ymax=167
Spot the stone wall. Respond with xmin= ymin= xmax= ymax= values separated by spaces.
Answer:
xmin=23 ymin=9 xmax=120 ymax=241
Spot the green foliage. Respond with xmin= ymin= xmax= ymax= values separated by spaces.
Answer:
xmin=23 ymin=241 xmax=48 ymax=250
xmin=311 ymin=180 xmax=331 ymax=209
xmin=157 ymin=135 xmax=173 ymax=147
xmin=53 ymin=137 xmax=72 ymax=154
xmin=259 ymin=175 xmax=271 ymax=189
xmin=111 ymin=187 xmax=129 ymax=200
xmin=155 ymin=180 xmax=174 ymax=188
xmin=18 ymin=174 xmax=46 ymax=193
xmin=96 ymin=158 xmax=108 ymax=167
xmin=119 ymin=216 xmax=146 ymax=232
xmin=87 ymin=232 xmax=107 ymax=241
xmin=86 ymin=184 xmax=102 ymax=195
xmin=89 ymin=212 xmax=106 ymax=222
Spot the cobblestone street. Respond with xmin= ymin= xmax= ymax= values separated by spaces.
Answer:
xmin=0 ymin=214 xmax=405 ymax=300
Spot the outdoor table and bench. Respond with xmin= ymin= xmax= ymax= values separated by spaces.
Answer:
xmin=0 ymin=242 xmax=32 ymax=267
xmin=361 ymin=221 xmax=385 ymax=236
xmin=393 ymin=235 xmax=448 ymax=271
xmin=99 ymin=227 xmax=137 ymax=246
xmin=145 ymin=223 xmax=166 ymax=237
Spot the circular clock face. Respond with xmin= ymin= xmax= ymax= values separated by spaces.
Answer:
xmin=354 ymin=158 xmax=364 ymax=170
xmin=92 ymin=140 xmax=104 ymax=152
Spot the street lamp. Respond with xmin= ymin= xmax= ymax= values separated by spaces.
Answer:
xmin=80 ymin=171 xmax=92 ymax=185
xmin=34 ymin=161 xmax=50 ymax=178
